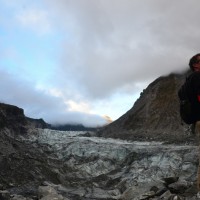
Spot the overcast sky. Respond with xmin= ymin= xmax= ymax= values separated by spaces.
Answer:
xmin=0 ymin=0 xmax=199 ymax=127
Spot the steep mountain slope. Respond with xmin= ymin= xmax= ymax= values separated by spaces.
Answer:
xmin=98 ymin=71 xmax=194 ymax=143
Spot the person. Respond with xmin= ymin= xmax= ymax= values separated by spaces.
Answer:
xmin=188 ymin=53 xmax=200 ymax=191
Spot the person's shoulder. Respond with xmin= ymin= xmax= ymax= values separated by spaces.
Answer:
xmin=192 ymin=71 xmax=200 ymax=75
xmin=188 ymin=71 xmax=200 ymax=79
xmin=187 ymin=71 xmax=200 ymax=86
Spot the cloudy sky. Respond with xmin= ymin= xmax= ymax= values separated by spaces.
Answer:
xmin=0 ymin=0 xmax=199 ymax=127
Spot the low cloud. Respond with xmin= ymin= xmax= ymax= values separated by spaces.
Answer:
xmin=16 ymin=8 xmax=52 ymax=35
xmin=0 ymin=69 xmax=107 ymax=127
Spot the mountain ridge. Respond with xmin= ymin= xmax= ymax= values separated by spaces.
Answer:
xmin=0 ymin=102 xmax=98 ymax=132
xmin=97 ymin=71 xmax=194 ymax=144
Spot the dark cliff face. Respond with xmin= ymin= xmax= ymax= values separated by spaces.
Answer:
xmin=0 ymin=103 xmax=48 ymax=133
xmin=98 ymin=71 xmax=194 ymax=143
xmin=0 ymin=103 xmax=26 ymax=131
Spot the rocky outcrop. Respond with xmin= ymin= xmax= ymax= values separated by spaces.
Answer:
xmin=0 ymin=103 xmax=48 ymax=133
xmin=98 ymin=71 xmax=194 ymax=144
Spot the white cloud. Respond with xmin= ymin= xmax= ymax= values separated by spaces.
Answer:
xmin=16 ymin=8 xmax=52 ymax=35
xmin=36 ymin=85 xmax=93 ymax=114
xmin=0 ymin=69 xmax=107 ymax=127
xmin=65 ymin=100 xmax=91 ymax=113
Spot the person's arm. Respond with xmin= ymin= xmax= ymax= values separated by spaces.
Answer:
xmin=191 ymin=72 xmax=200 ymax=102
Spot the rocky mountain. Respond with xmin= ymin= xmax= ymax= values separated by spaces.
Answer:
xmin=98 ymin=70 xmax=194 ymax=144
xmin=0 ymin=103 xmax=48 ymax=130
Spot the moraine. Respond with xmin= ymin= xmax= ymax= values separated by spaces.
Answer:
xmin=18 ymin=128 xmax=198 ymax=199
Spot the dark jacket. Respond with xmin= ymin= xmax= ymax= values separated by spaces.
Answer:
xmin=188 ymin=71 xmax=200 ymax=122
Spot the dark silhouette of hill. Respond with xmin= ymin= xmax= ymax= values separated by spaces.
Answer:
xmin=50 ymin=124 xmax=97 ymax=131
xmin=0 ymin=102 xmax=48 ymax=132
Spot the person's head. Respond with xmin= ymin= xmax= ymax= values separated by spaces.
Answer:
xmin=189 ymin=53 xmax=200 ymax=71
